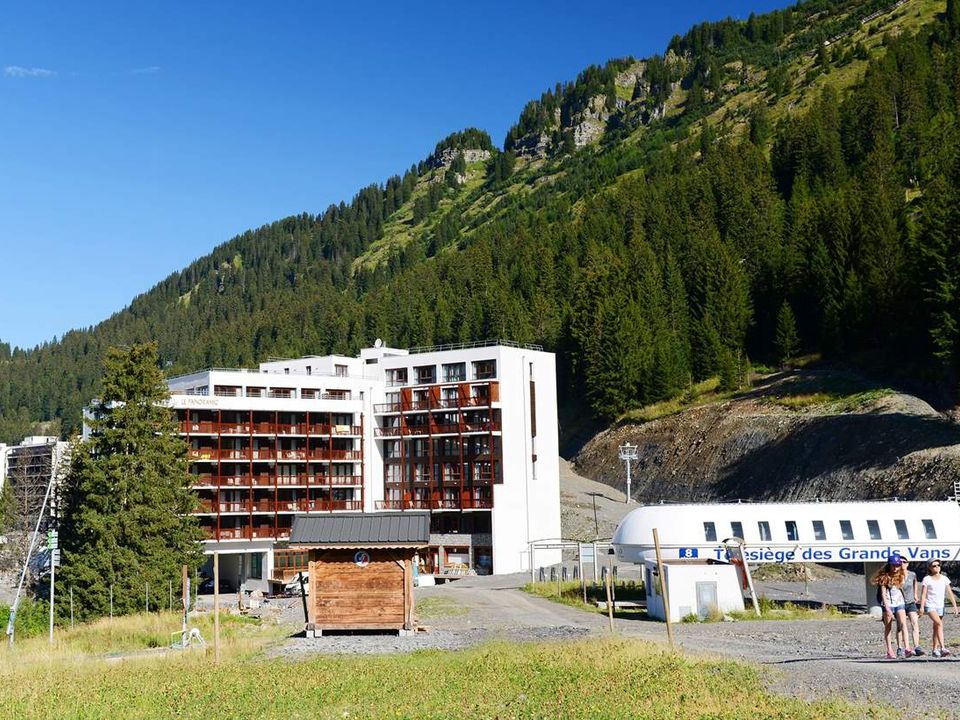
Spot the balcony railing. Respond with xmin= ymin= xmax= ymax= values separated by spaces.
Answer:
xmin=375 ymin=498 xmax=431 ymax=511
xmin=191 ymin=473 xmax=362 ymax=488
xmin=461 ymin=497 xmax=493 ymax=510
xmin=217 ymin=527 xmax=252 ymax=540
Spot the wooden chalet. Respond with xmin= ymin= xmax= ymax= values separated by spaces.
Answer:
xmin=289 ymin=512 xmax=429 ymax=636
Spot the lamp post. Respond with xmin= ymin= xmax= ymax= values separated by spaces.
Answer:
xmin=618 ymin=443 xmax=638 ymax=503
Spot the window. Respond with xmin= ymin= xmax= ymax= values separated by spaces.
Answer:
xmin=442 ymin=362 xmax=466 ymax=383
xmin=247 ymin=386 xmax=264 ymax=398
xmin=473 ymin=359 xmax=496 ymax=380
xmin=335 ymin=364 xmax=348 ymax=377
xmin=284 ymin=368 xmax=290 ymax=375
xmin=758 ymin=521 xmax=771 ymax=542
xmin=895 ymin=519 xmax=909 ymax=540
xmin=415 ymin=365 xmax=436 ymax=384
xmin=386 ymin=368 xmax=407 ymax=386
xmin=867 ymin=520 xmax=881 ymax=540
xmin=249 ymin=553 xmax=263 ymax=580
xmin=306 ymin=366 xmax=312 ymax=375
xmin=840 ymin=520 xmax=854 ymax=540
xmin=785 ymin=520 xmax=799 ymax=542
xmin=704 ymin=522 xmax=717 ymax=542
xmin=812 ymin=520 xmax=826 ymax=541
xmin=730 ymin=521 xmax=744 ymax=539
xmin=922 ymin=519 xmax=937 ymax=539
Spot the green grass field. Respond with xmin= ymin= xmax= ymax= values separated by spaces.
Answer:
xmin=0 ymin=622 xmax=875 ymax=719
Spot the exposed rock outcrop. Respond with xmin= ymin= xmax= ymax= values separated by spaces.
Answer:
xmin=573 ymin=369 xmax=960 ymax=504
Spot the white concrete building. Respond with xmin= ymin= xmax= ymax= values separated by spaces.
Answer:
xmin=644 ymin=559 xmax=745 ymax=622
xmin=166 ymin=340 xmax=560 ymax=592
xmin=0 ymin=436 xmax=70 ymax=531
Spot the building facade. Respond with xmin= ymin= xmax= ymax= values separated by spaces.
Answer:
xmin=166 ymin=341 xmax=560 ymax=592
xmin=0 ymin=436 xmax=70 ymax=532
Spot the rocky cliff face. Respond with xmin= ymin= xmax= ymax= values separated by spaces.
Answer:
xmin=573 ymin=369 xmax=960 ymax=504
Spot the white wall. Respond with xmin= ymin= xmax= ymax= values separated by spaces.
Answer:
xmin=645 ymin=561 xmax=744 ymax=622
xmin=491 ymin=347 xmax=561 ymax=574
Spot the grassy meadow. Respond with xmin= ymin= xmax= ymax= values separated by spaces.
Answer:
xmin=0 ymin=618 xmax=878 ymax=720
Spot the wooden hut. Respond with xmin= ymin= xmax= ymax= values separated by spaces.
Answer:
xmin=289 ymin=512 xmax=429 ymax=636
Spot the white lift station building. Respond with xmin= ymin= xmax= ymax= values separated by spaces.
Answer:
xmin=613 ymin=500 xmax=960 ymax=621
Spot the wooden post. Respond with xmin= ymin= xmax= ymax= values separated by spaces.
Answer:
xmin=605 ymin=553 xmax=614 ymax=632
xmin=609 ymin=550 xmax=616 ymax=615
xmin=653 ymin=528 xmax=674 ymax=648
xmin=214 ymin=553 xmax=221 ymax=663
xmin=181 ymin=564 xmax=189 ymax=648
xmin=297 ymin=571 xmax=308 ymax=623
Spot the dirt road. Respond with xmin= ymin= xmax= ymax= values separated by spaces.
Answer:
xmin=415 ymin=574 xmax=960 ymax=716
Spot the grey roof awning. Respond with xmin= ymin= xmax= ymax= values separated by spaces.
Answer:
xmin=288 ymin=513 xmax=430 ymax=548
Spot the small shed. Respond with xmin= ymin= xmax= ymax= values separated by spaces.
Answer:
xmin=289 ymin=512 xmax=429 ymax=636
xmin=644 ymin=559 xmax=744 ymax=622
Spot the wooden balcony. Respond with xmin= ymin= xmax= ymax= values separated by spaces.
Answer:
xmin=461 ymin=497 xmax=493 ymax=510
xmin=217 ymin=527 xmax=252 ymax=540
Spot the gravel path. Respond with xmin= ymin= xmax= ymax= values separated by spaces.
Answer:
xmin=271 ymin=572 xmax=960 ymax=716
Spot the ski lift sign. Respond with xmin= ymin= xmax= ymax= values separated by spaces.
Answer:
xmin=354 ymin=550 xmax=371 ymax=568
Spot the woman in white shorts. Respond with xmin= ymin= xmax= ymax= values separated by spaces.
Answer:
xmin=919 ymin=560 xmax=959 ymax=658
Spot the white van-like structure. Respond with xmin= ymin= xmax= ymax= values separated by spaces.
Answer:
xmin=613 ymin=500 xmax=960 ymax=614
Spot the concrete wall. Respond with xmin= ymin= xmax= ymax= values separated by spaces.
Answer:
xmin=645 ymin=561 xmax=744 ymax=622
xmin=491 ymin=347 xmax=561 ymax=574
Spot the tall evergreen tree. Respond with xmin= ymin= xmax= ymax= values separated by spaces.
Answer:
xmin=774 ymin=300 xmax=800 ymax=366
xmin=58 ymin=343 xmax=201 ymax=621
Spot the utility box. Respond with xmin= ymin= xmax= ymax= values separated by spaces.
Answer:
xmin=644 ymin=559 xmax=744 ymax=623
xmin=289 ymin=513 xmax=429 ymax=635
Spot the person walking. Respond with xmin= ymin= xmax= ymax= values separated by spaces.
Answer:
xmin=919 ymin=560 xmax=958 ymax=658
xmin=872 ymin=555 xmax=910 ymax=659
xmin=900 ymin=558 xmax=924 ymax=656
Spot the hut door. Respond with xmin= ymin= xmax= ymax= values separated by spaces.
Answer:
xmin=695 ymin=582 xmax=718 ymax=620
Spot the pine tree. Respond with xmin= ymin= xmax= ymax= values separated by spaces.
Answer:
xmin=774 ymin=300 xmax=800 ymax=366
xmin=58 ymin=343 xmax=202 ymax=621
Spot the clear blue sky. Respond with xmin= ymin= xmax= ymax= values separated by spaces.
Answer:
xmin=0 ymin=1 xmax=787 ymax=350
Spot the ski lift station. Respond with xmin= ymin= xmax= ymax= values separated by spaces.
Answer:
xmin=612 ymin=500 xmax=960 ymax=621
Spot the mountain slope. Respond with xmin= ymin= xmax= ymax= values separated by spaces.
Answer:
xmin=1 ymin=0 xmax=959 ymax=444
xmin=573 ymin=364 xmax=960 ymax=502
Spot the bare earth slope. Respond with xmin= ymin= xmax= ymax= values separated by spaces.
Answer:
xmin=573 ymin=368 xmax=960 ymax=503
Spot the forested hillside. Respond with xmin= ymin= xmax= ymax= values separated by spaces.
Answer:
xmin=2 ymin=0 xmax=960 ymax=441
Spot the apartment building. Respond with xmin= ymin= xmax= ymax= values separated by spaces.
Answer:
xmin=167 ymin=341 xmax=560 ymax=592
xmin=0 ymin=436 xmax=69 ymax=532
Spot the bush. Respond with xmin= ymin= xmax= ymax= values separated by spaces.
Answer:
xmin=0 ymin=598 xmax=50 ymax=639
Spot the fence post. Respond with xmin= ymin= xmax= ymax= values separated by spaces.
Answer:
xmin=169 ymin=580 xmax=173 ymax=612
xmin=145 ymin=582 xmax=149 ymax=614
xmin=70 ymin=587 xmax=74 ymax=629
xmin=109 ymin=584 xmax=113 ymax=619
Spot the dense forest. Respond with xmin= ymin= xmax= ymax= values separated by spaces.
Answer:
xmin=2 ymin=0 xmax=960 ymax=441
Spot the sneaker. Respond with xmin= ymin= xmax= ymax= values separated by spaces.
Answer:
xmin=933 ymin=649 xmax=942 ymax=658
xmin=914 ymin=646 xmax=926 ymax=656
xmin=896 ymin=647 xmax=905 ymax=659
xmin=905 ymin=648 xmax=915 ymax=657
xmin=886 ymin=650 xmax=896 ymax=659
xmin=942 ymin=649 xmax=952 ymax=657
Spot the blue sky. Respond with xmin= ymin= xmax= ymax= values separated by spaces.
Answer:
xmin=0 ymin=1 xmax=787 ymax=350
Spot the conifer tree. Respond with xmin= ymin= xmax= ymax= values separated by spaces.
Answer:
xmin=774 ymin=300 xmax=800 ymax=366
xmin=58 ymin=343 xmax=201 ymax=621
